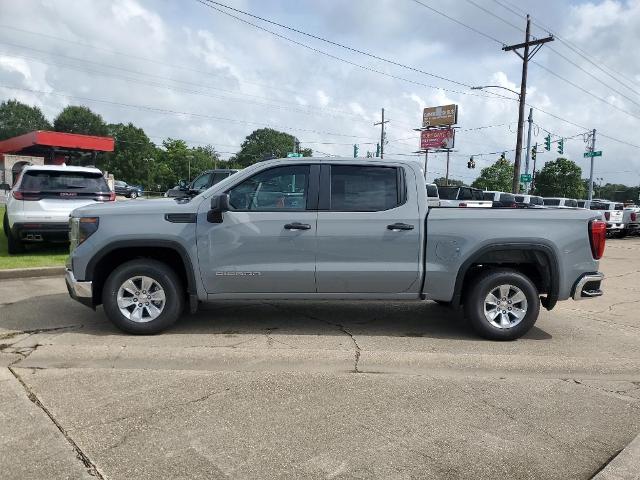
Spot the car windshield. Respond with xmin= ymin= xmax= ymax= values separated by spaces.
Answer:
xmin=483 ymin=192 xmax=494 ymax=201
xmin=565 ymin=199 xmax=578 ymax=208
xmin=500 ymin=194 xmax=515 ymax=202
xmin=426 ymin=184 xmax=438 ymax=197
xmin=544 ymin=199 xmax=561 ymax=206
xmin=20 ymin=170 xmax=109 ymax=192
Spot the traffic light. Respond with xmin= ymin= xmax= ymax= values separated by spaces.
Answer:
xmin=544 ymin=134 xmax=551 ymax=151
xmin=376 ymin=143 xmax=380 ymax=157
xmin=531 ymin=146 xmax=537 ymax=161
xmin=353 ymin=144 xmax=359 ymax=158
xmin=467 ymin=156 xmax=475 ymax=169
xmin=499 ymin=152 xmax=506 ymax=161
xmin=557 ymin=138 xmax=564 ymax=155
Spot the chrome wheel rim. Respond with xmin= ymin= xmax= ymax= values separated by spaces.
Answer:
xmin=117 ymin=275 xmax=166 ymax=323
xmin=484 ymin=284 xmax=528 ymax=329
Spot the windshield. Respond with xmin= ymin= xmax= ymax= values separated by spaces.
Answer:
xmin=565 ymin=199 xmax=578 ymax=208
xmin=426 ymin=184 xmax=438 ymax=197
xmin=544 ymin=198 xmax=560 ymax=206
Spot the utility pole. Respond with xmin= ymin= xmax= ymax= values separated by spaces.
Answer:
xmin=423 ymin=150 xmax=428 ymax=179
xmin=445 ymin=150 xmax=450 ymax=186
xmin=524 ymin=108 xmax=533 ymax=193
xmin=503 ymin=15 xmax=554 ymax=194
xmin=374 ymin=108 xmax=389 ymax=159
xmin=588 ymin=129 xmax=597 ymax=201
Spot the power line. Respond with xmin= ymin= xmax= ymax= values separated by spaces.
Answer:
xmin=198 ymin=0 xmax=475 ymax=89
xmin=409 ymin=0 xmax=505 ymax=45
xmin=0 ymin=84 xmax=378 ymax=140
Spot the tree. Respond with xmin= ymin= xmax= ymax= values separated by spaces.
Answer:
xmin=53 ymin=105 xmax=108 ymax=136
xmin=471 ymin=158 xmax=514 ymax=192
xmin=0 ymin=99 xmax=51 ymax=140
xmin=233 ymin=128 xmax=312 ymax=167
xmin=533 ymin=157 xmax=585 ymax=198
xmin=100 ymin=123 xmax=157 ymax=188
xmin=433 ymin=177 xmax=465 ymax=187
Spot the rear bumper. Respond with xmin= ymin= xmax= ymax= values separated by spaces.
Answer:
xmin=65 ymin=269 xmax=94 ymax=308
xmin=12 ymin=222 xmax=69 ymax=242
xmin=572 ymin=272 xmax=604 ymax=301
xmin=606 ymin=223 xmax=624 ymax=231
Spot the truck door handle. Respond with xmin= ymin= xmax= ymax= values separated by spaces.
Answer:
xmin=387 ymin=223 xmax=414 ymax=231
xmin=284 ymin=222 xmax=311 ymax=230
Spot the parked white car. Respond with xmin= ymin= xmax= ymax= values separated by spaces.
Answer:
xmin=438 ymin=186 xmax=492 ymax=208
xmin=543 ymin=197 xmax=579 ymax=208
xmin=597 ymin=201 xmax=625 ymax=236
xmin=515 ymin=194 xmax=544 ymax=208
xmin=622 ymin=206 xmax=640 ymax=236
xmin=3 ymin=165 xmax=114 ymax=253
xmin=425 ymin=183 xmax=440 ymax=207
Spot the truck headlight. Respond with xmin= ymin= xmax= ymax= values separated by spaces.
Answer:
xmin=69 ymin=217 xmax=99 ymax=251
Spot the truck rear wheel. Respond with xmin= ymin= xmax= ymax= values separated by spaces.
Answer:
xmin=102 ymin=259 xmax=184 ymax=334
xmin=464 ymin=269 xmax=540 ymax=340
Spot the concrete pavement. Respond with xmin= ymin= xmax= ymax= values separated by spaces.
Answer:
xmin=1 ymin=237 xmax=639 ymax=479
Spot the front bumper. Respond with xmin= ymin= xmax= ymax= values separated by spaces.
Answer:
xmin=572 ymin=272 xmax=604 ymax=301
xmin=65 ymin=269 xmax=94 ymax=309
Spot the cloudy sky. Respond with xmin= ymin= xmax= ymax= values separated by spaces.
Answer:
xmin=1 ymin=0 xmax=639 ymax=185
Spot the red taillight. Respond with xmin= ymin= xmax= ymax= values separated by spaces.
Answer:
xmin=631 ymin=212 xmax=637 ymax=222
xmin=589 ymin=220 xmax=606 ymax=260
xmin=604 ymin=211 xmax=610 ymax=221
xmin=12 ymin=191 xmax=41 ymax=201
xmin=109 ymin=191 xmax=116 ymax=201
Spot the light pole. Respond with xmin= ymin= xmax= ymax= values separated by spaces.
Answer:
xmin=471 ymin=85 xmax=521 ymax=98
xmin=186 ymin=155 xmax=193 ymax=182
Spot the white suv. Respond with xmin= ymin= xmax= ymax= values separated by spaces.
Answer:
xmin=3 ymin=165 xmax=114 ymax=253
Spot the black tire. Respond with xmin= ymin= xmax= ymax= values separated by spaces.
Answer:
xmin=102 ymin=259 xmax=184 ymax=334
xmin=4 ymin=213 xmax=25 ymax=254
xmin=464 ymin=269 xmax=540 ymax=341
xmin=129 ymin=191 xmax=138 ymax=199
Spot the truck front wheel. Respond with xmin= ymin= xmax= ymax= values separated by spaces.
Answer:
xmin=464 ymin=269 xmax=540 ymax=340
xmin=102 ymin=259 xmax=184 ymax=334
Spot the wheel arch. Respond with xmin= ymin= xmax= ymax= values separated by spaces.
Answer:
xmin=85 ymin=240 xmax=198 ymax=312
xmin=451 ymin=243 xmax=559 ymax=311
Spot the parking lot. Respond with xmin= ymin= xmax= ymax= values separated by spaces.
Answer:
xmin=1 ymin=237 xmax=639 ymax=479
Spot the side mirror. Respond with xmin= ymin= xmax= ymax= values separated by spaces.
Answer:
xmin=210 ymin=193 xmax=230 ymax=212
xmin=0 ymin=183 xmax=10 ymax=191
xmin=208 ymin=193 xmax=230 ymax=223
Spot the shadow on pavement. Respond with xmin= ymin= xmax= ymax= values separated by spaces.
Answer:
xmin=0 ymin=293 xmax=553 ymax=342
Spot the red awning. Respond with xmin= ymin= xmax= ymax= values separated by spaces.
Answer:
xmin=0 ymin=130 xmax=114 ymax=154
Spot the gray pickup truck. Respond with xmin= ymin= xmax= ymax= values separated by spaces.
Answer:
xmin=65 ymin=158 xmax=606 ymax=340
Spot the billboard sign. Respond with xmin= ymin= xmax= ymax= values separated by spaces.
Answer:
xmin=420 ymin=128 xmax=455 ymax=150
xmin=422 ymin=104 xmax=458 ymax=127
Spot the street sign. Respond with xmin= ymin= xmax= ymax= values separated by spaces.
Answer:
xmin=520 ymin=173 xmax=532 ymax=183
xmin=422 ymin=104 xmax=458 ymax=127
xmin=420 ymin=128 xmax=455 ymax=150
xmin=287 ymin=152 xmax=303 ymax=158
xmin=583 ymin=150 xmax=602 ymax=158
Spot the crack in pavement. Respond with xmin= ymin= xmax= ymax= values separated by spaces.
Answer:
xmin=562 ymin=378 xmax=640 ymax=405
xmin=262 ymin=302 xmax=362 ymax=373
xmin=0 ymin=325 xmax=83 ymax=342
xmin=7 ymin=365 xmax=105 ymax=479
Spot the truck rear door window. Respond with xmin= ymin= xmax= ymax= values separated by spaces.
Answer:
xmin=330 ymin=165 xmax=400 ymax=211
xmin=530 ymin=196 xmax=543 ymax=205
xmin=426 ymin=184 xmax=438 ymax=198
xmin=482 ymin=192 xmax=494 ymax=201
xmin=437 ymin=187 xmax=458 ymax=200
xmin=228 ymin=165 xmax=309 ymax=210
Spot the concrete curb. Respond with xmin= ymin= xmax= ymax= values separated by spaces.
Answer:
xmin=0 ymin=266 xmax=65 ymax=280
xmin=593 ymin=432 xmax=640 ymax=479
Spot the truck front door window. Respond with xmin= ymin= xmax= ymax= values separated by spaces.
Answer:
xmin=229 ymin=165 xmax=309 ymax=211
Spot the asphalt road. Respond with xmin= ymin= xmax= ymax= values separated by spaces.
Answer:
xmin=1 ymin=238 xmax=639 ymax=479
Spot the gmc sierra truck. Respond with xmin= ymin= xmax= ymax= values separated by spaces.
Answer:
xmin=65 ymin=158 xmax=606 ymax=340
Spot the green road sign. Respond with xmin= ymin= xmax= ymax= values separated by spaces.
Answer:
xmin=583 ymin=150 xmax=602 ymax=158
xmin=287 ymin=152 xmax=303 ymax=158
xmin=520 ymin=173 xmax=532 ymax=183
